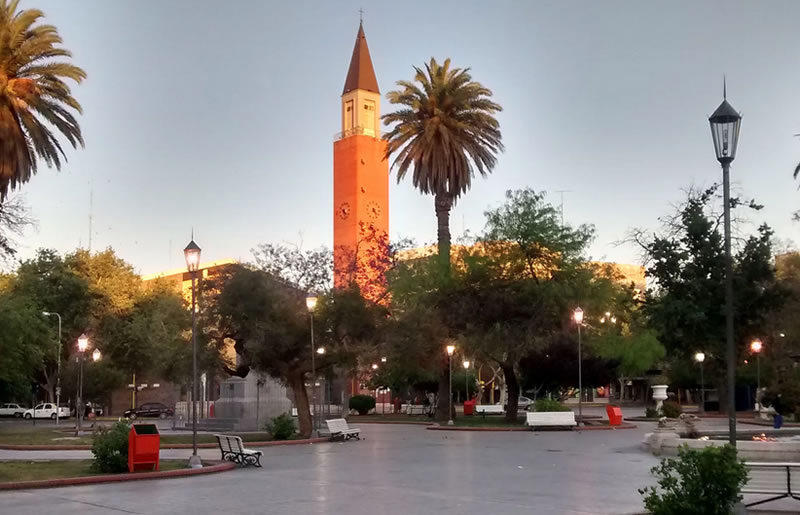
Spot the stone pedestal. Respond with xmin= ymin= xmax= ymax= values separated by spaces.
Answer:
xmin=214 ymin=373 xmax=292 ymax=431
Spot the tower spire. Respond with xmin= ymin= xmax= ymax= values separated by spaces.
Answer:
xmin=342 ymin=22 xmax=379 ymax=95
xmin=723 ymin=75 xmax=727 ymax=99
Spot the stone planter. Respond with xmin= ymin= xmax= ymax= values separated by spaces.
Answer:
xmin=651 ymin=384 xmax=668 ymax=411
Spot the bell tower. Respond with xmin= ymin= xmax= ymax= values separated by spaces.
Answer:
xmin=333 ymin=22 xmax=389 ymax=298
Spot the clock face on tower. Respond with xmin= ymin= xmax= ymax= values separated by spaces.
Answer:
xmin=338 ymin=202 xmax=351 ymax=220
xmin=367 ymin=201 xmax=381 ymax=220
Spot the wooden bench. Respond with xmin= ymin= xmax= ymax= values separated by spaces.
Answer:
xmin=743 ymin=462 xmax=800 ymax=507
xmin=214 ymin=434 xmax=262 ymax=467
xmin=326 ymin=418 xmax=361 ymax=440
xmin=526 ymin=411 xmax=577 ymax=429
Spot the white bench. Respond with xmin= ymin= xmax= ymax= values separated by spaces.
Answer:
xmin=526 ymin=411 xmax=577 ymax=429
xmin=325 ymin=418 xmax=361 ymax=440
xmin=402 ymin=404 xmax=429 ymax=415
xmin=743 ymin=462 xmax=800 ymax=507
xmin=214 ymin=434 xmax=263 ymax=467
xmin=474 ymin=405 xmax=504 ymax=417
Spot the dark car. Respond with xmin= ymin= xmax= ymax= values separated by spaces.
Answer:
xmin=123 ymin=402 xmax=173 ymax=420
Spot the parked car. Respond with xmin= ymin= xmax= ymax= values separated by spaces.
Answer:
xmin=503 ymin=396 xmax=533 ymax=411
xmin=124 ymin=402 xmax=173 ymax=420
xmin=0 ymin=403 xmax=26 ymax=417
xmin=23 ymin=403 xmax=70 ymax=420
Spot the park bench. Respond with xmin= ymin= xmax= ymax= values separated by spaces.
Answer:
xmin=526 ymin=411 xmax=577 ymax=429
xmin=403 ymin=404 xmax=428 ymax=415
xmin=325 ymin=418 xmax=361 ymax=440
xmin=474 ymin=405 xmax=504 ymax=420
xmin=214 ymin=434 xmax=263 ymax=467
xmin=742 ymin=462 xmax=800 ymax=507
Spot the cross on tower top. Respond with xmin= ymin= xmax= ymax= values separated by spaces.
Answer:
xmin=359 ymin=7 xmax=364 ymax=22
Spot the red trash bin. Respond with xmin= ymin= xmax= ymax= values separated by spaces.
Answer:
xmin=463 ymin=399 xmax=476 ymax=416
xmin=128 ymin=424 xmax=160 ymax=472
xmin=606 ymin=404 xmax=623 ymax=426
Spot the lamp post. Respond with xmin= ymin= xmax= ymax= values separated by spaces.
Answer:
xmin=446 ymin=345 xmax=456 ymax=425
xmin=709 ymin=83 xmax=742 ymax=447
xmin=751 ymin=339 xmax=763 ymax=410
xmin=463 ymin=360 xmax=471 ymax=402
xmin=694 ymin=352 xmax=706 ymax=413
xmin=306 ymin=295 xmax=318 ymax=437
xmin=42 ymin=312 xmax=62 ymax=425
xmin=183 ymin=237 xmax=202 ymax=469
xmin=573 ymin=308 xmax=584 ymax=426
xmin=76 ymin=334 xmax=89 ymax=435
xmin=600 ymin=312 xmax=616 ymax=401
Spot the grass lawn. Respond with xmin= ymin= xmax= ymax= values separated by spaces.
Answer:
xmin=0 ymin=459 xmax=187 ymax=482
xmin=0 ymin=427 xmax=276 ymax=447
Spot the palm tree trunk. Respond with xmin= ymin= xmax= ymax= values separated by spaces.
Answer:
xmin=434 ymin=194 xmax=453 ymax=273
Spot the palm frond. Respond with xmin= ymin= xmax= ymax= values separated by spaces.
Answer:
xmin=0 ymin=0 xmax=85 ymax=198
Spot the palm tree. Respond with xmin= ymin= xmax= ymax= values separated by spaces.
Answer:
xmin=383 ymin=58 xmax=502 ymax=422
xmin=382 ymin=58 xmax=503 ymax=270
xmin=0 ymin=0 xmax=85 ymax=199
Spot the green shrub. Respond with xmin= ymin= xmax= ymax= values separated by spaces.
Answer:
xmin=265 ymin=413 xmax=296 ymax=440
xmin=639 ymin=445 xmax=748 ymax=515
xmin=661 ymin=400 xmax=682 ymax=418
xmin=91 ymin=420 xmax=130 ymax=473
xmin=533 ymin=398 xmax=571 ymax=412
xmin=349 ymin=394 xmax=376 ymax=415
xmin=645 ymin=407 xmax=659 ymax=418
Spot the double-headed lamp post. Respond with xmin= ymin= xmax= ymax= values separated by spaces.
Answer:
xmin=183 ymin=237 xmax=202 ymax=469
xmin=463 ymin=360 xmax=471 ymax=402
xmin=306 ymin=296 xmax=318 ymax=437
xmin=76 ymin=334 xmax=89 ymax=435
xmin=446 ymin=344 xmax=456 ymax=426
xmin=573 ymin=308 xmax=584 ymax=425
xmin=709 ymin=83 xmax=742 ymax=447
xmin=694 ymin=352 xmax=706 ymax=413
xmin=42 ymin=312 xmax=62 ymax=425
xmin=751 ymin=339 xmax=763 ymax=409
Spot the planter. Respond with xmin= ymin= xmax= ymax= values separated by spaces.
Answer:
xmin=651 ymin=384 xmax=668 ymax=411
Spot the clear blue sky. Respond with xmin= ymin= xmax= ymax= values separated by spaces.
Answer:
xmin=11 ymin=0 xmax=800 ymax=274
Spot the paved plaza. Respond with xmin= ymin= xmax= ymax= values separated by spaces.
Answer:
xmin=3 ymin=417 xmax=799 ymax=514
xmin=1 ymin=421 xmax=661 ymax=515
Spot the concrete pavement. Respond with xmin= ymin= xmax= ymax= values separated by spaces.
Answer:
xmin=2 ymin=422 xmax=661 ymax=515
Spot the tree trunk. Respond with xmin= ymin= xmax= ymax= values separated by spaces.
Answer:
xmin=502 ymin=364 xmax=520 ymax=422
xmin=618 ymin=378 xmax=626 ymax=402
xmin=434 ymin=364 xmax=452 ymax=422
xmin=288 ymin=371 xmax=312 ymax=438
xmin=434 ymin=194 xmax=453 ymax=274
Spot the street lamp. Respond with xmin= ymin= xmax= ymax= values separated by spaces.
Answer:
xmin=751 ymin=339 xmax=763 ymax=410
xmin=306 ymin=295 xmax=318 ymax=437
xmin=42 ymin=312 xmax=62 ymax=425
xmin=76 ymin=333 xmax=89 ymax=435
xmin=184 ymin=237 xmax=202 ymax=469
xmin=573 ymin=307 xmax=584 ymax=425
xmin=709 ymin=83 xmax=742 ymax=447
xmin=694 ymin=352 xmax=706 ymax=413
xmin=462 ymin=360 xmax=471 ymax=402
xmin=446 ymin=344 xmax=456 ymax=425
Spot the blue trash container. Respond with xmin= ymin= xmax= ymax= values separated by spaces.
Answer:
xmin=774 ymin=414 xmax=784 ymax=429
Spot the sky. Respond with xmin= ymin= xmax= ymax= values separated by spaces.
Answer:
xmin=8 ymin=0 xmax=800 ymax=275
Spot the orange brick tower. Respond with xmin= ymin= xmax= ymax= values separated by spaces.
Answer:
xmin=333 ymin=22 xmax=389 ymax=299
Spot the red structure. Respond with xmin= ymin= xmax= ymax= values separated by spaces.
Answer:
xmin=606 ymin=405 xmax=623 ymax=426
xmin=128 ymin=424 xmax=160 ymax=472
xmin=332 ymin=22 xmax=389 ymax=301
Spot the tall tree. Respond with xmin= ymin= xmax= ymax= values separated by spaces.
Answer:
xmin=635 ymin=185 xmax=785 ymax=412
xmin=382 ymin=57 xmax=503 ymax=271
xmin=0 ymin=0 xmax=86 ymax=198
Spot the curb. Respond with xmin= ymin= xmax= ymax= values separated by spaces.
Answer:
xmin=0 ymin=437 xmax=330 ymax=451
xmin=0 ymin=460 xmax=235 ymax=491
xmin=426 ymin=426 xmax=528 ymax=432
xmin=352 ymin=420 xmax=433 ymax=426
xmin=572 ymin=423 xmax=638 ymax=431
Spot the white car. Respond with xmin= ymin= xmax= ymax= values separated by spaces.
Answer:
xmin=0 ymin=403 xmax=26 ymax=417
xmin=23 ymin=403 xmax=70 ymax=420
